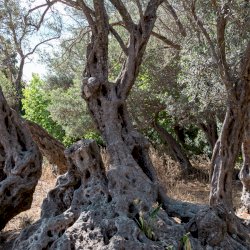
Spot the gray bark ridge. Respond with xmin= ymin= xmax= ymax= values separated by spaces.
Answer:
xmin=186 ymin=204 xmax=250 ymax=249
xmin=239 ymin=106 xmax=250 ymax=211
xmin=26 ymin=120 xmax=68 ymax=175
xmin=0 ymin=87 xmax=42 ymax=230
xmin=13 ymin=140 xmax=187 ymax=250
xmin=14 ymin=140 xmax=250 ymax=249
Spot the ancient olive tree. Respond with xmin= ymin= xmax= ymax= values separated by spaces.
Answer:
xmin=185 ymin=0 xmax=250 ymax=208
xmin=13 ymin=0 xmax=194 ymax=249
xmin=12 ymin=0 xmax=250 ymax=249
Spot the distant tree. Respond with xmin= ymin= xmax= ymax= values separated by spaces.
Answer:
xmin=0 ymin=0 xmax=61 ymax=111
xmin=0 ymin=72 xmax=16 ymax=107
xmin=172 ymin=3 xmax=250 ymax=241
xmin=47 ymin=80 xmax=95 ymax=142
xmin=128 ymin=42 xmax=195 ymax=173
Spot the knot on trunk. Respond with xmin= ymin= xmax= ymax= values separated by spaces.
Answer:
xmin=82 ymin=77 xmax=101 ymax=99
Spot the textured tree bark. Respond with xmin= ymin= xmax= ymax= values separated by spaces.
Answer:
xmin=78 ymin=0 xmax=165 ymax=184
xmin=210 ymin=101 xmax=249 ymax=209
xmin=153 ymin=120 xmax=193 ymax=174
xmin=84 ymin=84 xmax=158 ymax=182
xmin=13 ymin=140 xmax=187 ymax=250
xmin=239 ymin=103 xmax=250 ymax=211
xmin=13 ymin=58 xmax=24 ymax=113
xmin=210 ymin=41 xmax=250 ymax=209
xmin=189 ymin=4 xmax=250 ymax=246
xmin=13 ymin=140 xmax=250 ymax=250
xmin=0 ymin=88 xmax=42 ymax=230
xmin=12 ymin=1 xmax=192 ymax=249
xmin=25 ymin=120 xmax=68 ymax=175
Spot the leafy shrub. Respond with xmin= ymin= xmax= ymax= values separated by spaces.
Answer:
xmin=22 ymin=74 xmax=65 ymax=142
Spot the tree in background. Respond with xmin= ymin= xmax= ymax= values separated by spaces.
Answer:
xmin=177 ymin=1 xmax=250 ymax=241
xmin=0 ymin=0 xmax=61 ymax=111
xmin=22 ymin=74 xmax=65 ymax=142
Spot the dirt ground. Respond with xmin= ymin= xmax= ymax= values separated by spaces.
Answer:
xmin=1 ymin=150 xmax=249 ymax=246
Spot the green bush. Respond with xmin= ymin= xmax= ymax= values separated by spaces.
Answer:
xmin=22 ymin=74 xmax=65 ymax=142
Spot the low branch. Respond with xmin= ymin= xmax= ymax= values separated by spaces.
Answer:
xmin=109 ymin=25 xmax=128 ymax=55
xmin=109 ymin=0 xmax=135 ymax=32
xmin=163 ymin=0 xmax=187 ymax=37
xmin=25 ymin=120 xmax=68 ymax=175
xmin=151 ymin=31 xmax=181 ymax=50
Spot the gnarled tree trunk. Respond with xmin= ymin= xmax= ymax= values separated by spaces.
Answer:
xmin=13 ymin=1 xmax=190 ymax=248
xmin=239 ymin=93 xmax=250 ymax=212
xmin=13 ymin=140 xmax=187 ymax=250
xmin=209 ymin=105 xmax=246 ymax=208
xmin=184 ymin=6 xmax=250 ymax=246
xmin=26 ymin=120 xmax=68 ymax=175
xmin=209 ymin=41 xmax=250 ymax=209
xmin=0 ymin=88 xmax=42 ymax=230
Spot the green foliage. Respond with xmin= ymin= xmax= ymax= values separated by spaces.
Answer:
xmin=84 ymin=131 xmax=104 ymax=147
xmin=180 ymin=233 xmax=192 ymax=250
xmin=165 ymin=246 xmax=174 ymax=250
xmin=22 ymin=74 xmax=65 ymax=142
xmin=47 ymin=80 xmax=94 ymax=140
xmin=135 ymin=203 xmax=161 ymax=241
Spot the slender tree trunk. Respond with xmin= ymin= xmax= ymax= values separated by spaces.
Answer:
xmin=239 ymin=105 xmax=250 ymax=212
xmin=13 ymin=58 xmax=24 ymax=113
xmin=153 ymin=118 xmax=193 ymax=174
xmin=199 ymin=117 xmax=218 ymax=152
xmin=210 ymin=89 xmax=250 ymax=209
xmin=209 ymin=40 xmax=250 ymax=209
